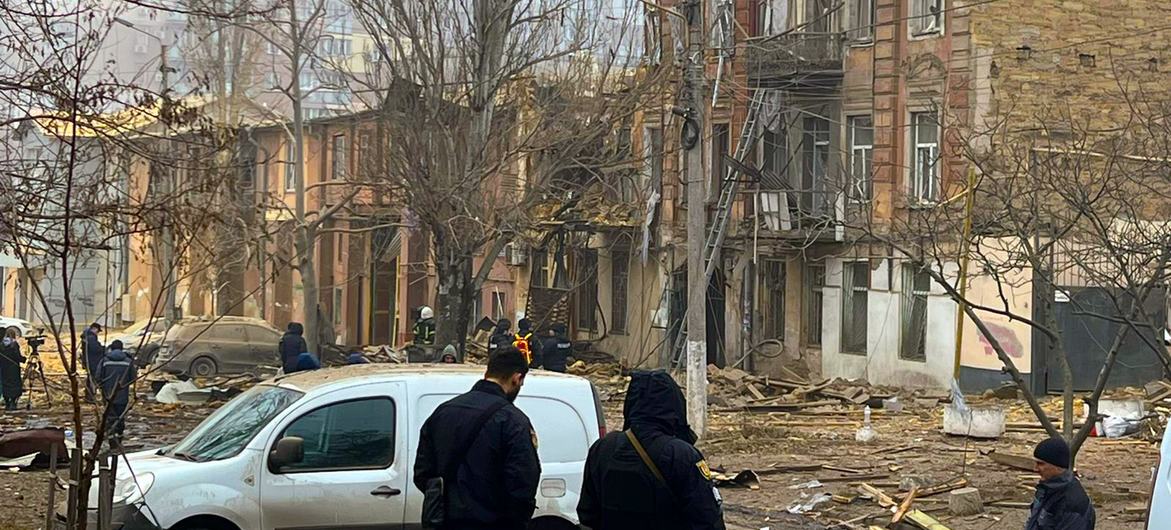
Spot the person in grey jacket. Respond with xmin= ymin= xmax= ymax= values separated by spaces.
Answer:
xmin=1027 ymin=437 xmax=1095 ymax=530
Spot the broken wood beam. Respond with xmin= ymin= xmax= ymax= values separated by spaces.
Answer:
xmin=899 ymin=478 xmax=969 ymax=499
xmin=857 ymin=483 xmax=897 ymax=508
xmin=904 ymin=509 xmax=951 ymax=530
xmin=820 ymin=473 xmax=891 ymax=483
xmin=986 ymin=451 xmax=1037 ymax=471
xmin=892 ymin=486 xmax=918 ymax=524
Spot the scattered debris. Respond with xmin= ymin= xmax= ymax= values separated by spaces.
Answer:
xmin=903 ymin=509 xmax=951 ymax=529
xmin=984 ymin=449 xmax=1037 ymax=471
xmin=786 ymin=492 xmax=833 ymax=514
xmin=891 ymin=486 xmax=918 ymax=524
xmin=0 ymin=429 xmax=66 ymax=463
xmin=713 ymin=469 xmax=761 ymax=490
xmin=942 ymin=402 xmax=1006 ymax=438
xmin=855 ymin=406 xmax=877 ymax=443
xmin=0 ymin=453 xmax=36 ymax=469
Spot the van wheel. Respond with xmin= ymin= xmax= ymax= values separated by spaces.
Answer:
xmin=528 ymin=516 xmax=579 ymax=530
xmin=190 ymin=357 xmax=218 ymax=378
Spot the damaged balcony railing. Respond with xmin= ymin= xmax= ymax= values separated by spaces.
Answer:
xmin=756 ymin=188 xmax=838 ymax=234
xmin=746 ymin=32 xmax=845 ymax=80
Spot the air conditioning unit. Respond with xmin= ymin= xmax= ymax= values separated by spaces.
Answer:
xmin=504 ymin=243 xmax=526 ymax=266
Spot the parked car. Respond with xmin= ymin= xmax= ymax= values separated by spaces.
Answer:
xmin=153 ymin=316 xmax=283 ymax=378
xmin=0 ymin=316 xmax=33 ymax=337
xmin=66 ymin=364 xmax=604 ymax=530
xmin=1148 ymin=424 xmax=1171 ymax=527
xmin=108 ymin=318 xmax=171 ymax=365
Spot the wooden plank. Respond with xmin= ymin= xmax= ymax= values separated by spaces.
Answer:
xmin=902 ymin=478 xmax=969 ymax=499
xmin=743 ymin=400 xmax=840 ymax=412
xmin=987 ymin=451 xmax=1037 ymax=472
xmin=744 ymin=383 xmax=767 ymax=400
xmin=904 ymin=509 xmax=951 ymax=530
xmin=892 ymin=486 xmax=918 ymax=524
xmin=820 ymin=473 xmax=891 ymax=483
xmin=857 ymin=483 xmax=897 ymax=508
xmin=822 ymin=464 xmax=866 ymax=474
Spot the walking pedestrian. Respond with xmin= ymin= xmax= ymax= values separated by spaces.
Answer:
xmin=538 ymin=323 xmax=572 ymax=373
xmin=0 ymin=328 xmax=24 ymax=410
xmin=1027 ymin=437 xmax=1095 ymax=530
xmin=98 ymin=340 xmax=136 ymax=442
xmin=414 ymin=347 xmax=540 ymax=530
xmin=278 ymin=322 xmax=307 ymax=373
xmin=82 ymin=322 xmax=104 ymax=402
xmin=578 ymin=370 xmax=725 ymax=530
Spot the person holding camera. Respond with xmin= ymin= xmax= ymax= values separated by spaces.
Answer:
xmin=0 ymin=328 xmax=24 ymax=411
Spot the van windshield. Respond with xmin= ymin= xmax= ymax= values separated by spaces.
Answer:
xmin=167 ymin=385 xmax=302 ymax=462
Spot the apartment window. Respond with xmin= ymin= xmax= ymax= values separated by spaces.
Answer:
xmin=576 ymin=250 xmax=598 ymax=331
xmin=336 ymin=233 xmax=344 ymax=262
xmin=910 ymin=0 xmax=943 ymax=36
xmin=848 ymin=0 xmax=875 ymax=42
xmin=848 ymin=116 xmax=873 ymax=203
xmin=753 ymin=0 xmax=789 ymax=36
xmin=491 ymin=291 xmax=507 ymax=322
xmin=531 ymin=249 xmax=549 ymax=288
xmin=711 ymin=123 xmax=730 ymax=197
xmin=910 ymin=112 xmax=940 ymax=203
xmin=611 ymin=249 xmax=629 ymax=334
xmin=900 ymin=265 xmax=931 ymax=362
xmin=761 ymin=125 xmax=788 ymax=188
xmin=643 ymin=8 xmax=662 ymax=65
xmin=333 ymin=287 xmax=343 ymax=326
xmin=646 ymin=127 xmax=663 ymax=193
xmin=801 ymin=117 xmax=830 ymax=215
xmin=803 ymin=264 xmax=824 ymax=346
xmin=761 ymin=260 xmax=785 ymax=339
xmin=840 ymin=261 xmax=869 ymax=354
xmin=804 ymin=0 xmax=835 ymax=33
xmin=284 ymin=142 xmax=296 ymax=192
xmin=331 ymin=134 xmax=347 ymax=180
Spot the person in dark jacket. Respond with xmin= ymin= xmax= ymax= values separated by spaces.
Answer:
xmin=514 ymin=318 xmax=542 ymax=368
xmin=278 ymin=322 xmax=307 ymax=373
xmin=82 ymin=322 xmax=104 ymax=402
xmin=1027 ymin=437 xmax=1095 ymax=530
xmin=413 ymin=348 xmax=541 ymax=530
xmin=538 ymin=323 xmax=572 ymax=373
xmin=487 ymin=318 xmax=513 ymax=356
xmin=98 ymin=340 xmax=136 ymax=440
xmin=578 ymin=370 xmax=725 ymax=530
xmin=0 ymin=328 xmax=24 ymax=410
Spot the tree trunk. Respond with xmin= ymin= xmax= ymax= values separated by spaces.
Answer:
xmin=434 ymin=234 xmax=474 ymax=357
xmin=296 ymin=223 xmax=320 ymax=354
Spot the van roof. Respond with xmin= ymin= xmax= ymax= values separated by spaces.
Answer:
xmin=271 ymin=363 xmax=588 ymax=393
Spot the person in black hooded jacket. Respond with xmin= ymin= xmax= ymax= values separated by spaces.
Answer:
xmin=487 ymin=319 xmax=513 ymax=356
xmin=278 ymin=322 xmax=307 ymax=373
xmin=578 ymin=370 xmax=725 ymax=530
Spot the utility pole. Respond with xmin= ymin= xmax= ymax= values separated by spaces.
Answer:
xmin=682 ymin=0 xmax=708 ymax=437
xmin=159 ymin=42 xmax=177 ymax=324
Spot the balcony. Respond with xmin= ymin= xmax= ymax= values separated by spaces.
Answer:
xmin=745 ymin=32 xmax=845 ymax=83
xmin=755 ymin=188 xmax=841 ymax=240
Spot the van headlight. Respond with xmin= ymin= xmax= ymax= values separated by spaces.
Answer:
xmin=89 ymin=472 xmax=154 ymax=506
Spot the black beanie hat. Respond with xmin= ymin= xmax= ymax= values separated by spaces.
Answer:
xmin=1033 ymin=437 xmax=1071 ymax=468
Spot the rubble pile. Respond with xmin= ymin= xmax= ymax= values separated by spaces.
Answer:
xmin=704 ymin=365 xmax=907 ymax=412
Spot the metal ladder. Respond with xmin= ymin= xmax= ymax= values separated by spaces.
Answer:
xmin=670 ymin=90 xmax=768 ymax=367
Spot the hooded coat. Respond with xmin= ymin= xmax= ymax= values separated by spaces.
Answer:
xmin=279 ymin=323 xmax=308 ymax=373
xmin=0 ymin=337 xmax=24 ymax=403
xmin=488 ymin=319 xmax=513 ymax=355
xmin=83 ymin=327 xmax=104 ymax=371
xmin=578 ymin=370 xmax=725 ymax=530
xmin=538 ymin=324 xmax=571 ymax=373
xmin=1026 ymin=471 xmax=1095 ymax=530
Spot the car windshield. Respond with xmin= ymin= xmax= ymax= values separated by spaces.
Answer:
xmin=167 ymin=385 xmax=302 ymax=462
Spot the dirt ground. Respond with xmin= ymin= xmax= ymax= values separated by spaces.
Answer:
xmin=0 ymin=370 xmax=1161 ymax=530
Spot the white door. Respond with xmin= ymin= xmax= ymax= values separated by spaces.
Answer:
xmin=260 ymin=383 xmax=408 ymax=529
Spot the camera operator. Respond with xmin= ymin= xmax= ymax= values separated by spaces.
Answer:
xmin=0 ymin=328 xmax=24 ymax=411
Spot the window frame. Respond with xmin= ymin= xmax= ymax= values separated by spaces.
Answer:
xmin=576 ymin=249 xmax=599 ymax=331
xmin=803 ymin=263 xmax=825 ymax=347
xmin=848 ymin=0 xmax=875 ymax=43
xmin=271 ymin=396 xmax=397 ymax=474
xmin=910 ymin=0 xmax=944 ymax=36
xmin=840 ymin=261 xmax=869 ymax=355
xmin=490 ymin=291 xmax=507 ymax=322
xmin=910 ymin=111 xmax=940 ymax=204
xmin=610 ymin=248 xmax=630 ymax=335
xmin=848 ymin=115 xmax=873 ymax=204
xmin=761 ymin=259 xmax=786 ymax=340
xmin=899 ymin=264 xmax=931 ymax=362
xmin=330 ymin=134 xmax=347 ymax=181
xmin=284 ymin=142 xmax=296 ymax=193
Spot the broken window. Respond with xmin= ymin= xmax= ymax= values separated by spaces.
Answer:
xmin=331 ymin=134 xmax=347 ymax=180
xmin=804 ymin=263 xmax=824 ymax=346
xmin=899 ymin=264 xmax=931 ymax=362
xmin=576 ymin=249 xmax=598 ymax=331
xmin=284 ymin=142 xmax=295 ymax=193
xmin=910 ymin=0 xmax=943 ymax=35
xmin=910 ymin=112 xmax=940 ymax=204
xmin=804 ymin=0 xmax=835 ymax=33
xmin=279 ymin=398 xmax=394 ymax=471
xmin=753 ymin=0 xmax=790 ymax=36
xmin=531 ymin=249 xmax=549 ymax=288
xmin=801 ymin=116 xmax=830 ymax=215
xmin=848 ymin=116 xmax=873 ymax=203
xmin=491 ymin=291 xmax=507 ymax=322
xmin=611 ymin=248 xmax=629 ymax=334
xmin=840 ymin=261 xmax=868 ymax=354
xmin=848 ymin=0 xmax=874 ymax=42
xmin=761 ymin=260 xmax=786 ymax=340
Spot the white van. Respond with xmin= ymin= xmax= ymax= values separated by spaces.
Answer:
xmin=76 ymin=364 xmax=605 ymax=530
xmin=1148 ymin=425 xmax=1171 ymax=528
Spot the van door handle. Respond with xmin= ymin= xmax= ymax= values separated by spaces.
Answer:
xmin=370 ymin=486 xmax=401 ymax=497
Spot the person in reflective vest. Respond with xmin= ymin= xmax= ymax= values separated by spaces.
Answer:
xmin=414 ymin=306 xmax=436 ymax=346
xmin=513 ymin=318 xmax=542 ymax=367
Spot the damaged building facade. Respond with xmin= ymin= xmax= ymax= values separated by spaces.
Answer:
xmin=553 ymin=0 xmax=1171 ymax=392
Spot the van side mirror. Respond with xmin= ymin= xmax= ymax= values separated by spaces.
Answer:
xmin=269 ymin=436 xmax=304 ymax=469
